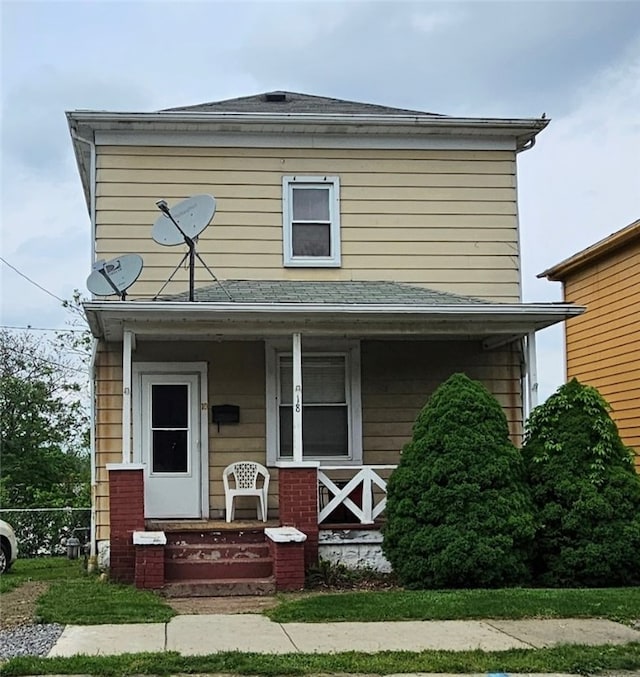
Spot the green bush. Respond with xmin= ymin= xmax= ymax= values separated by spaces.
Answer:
xmin=382 ymin=373 xmax=534 ymax=588
xmin=522 ymin=378 xmax=640 ymax=586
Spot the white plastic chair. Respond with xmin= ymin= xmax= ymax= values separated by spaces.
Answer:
xmin=223 ymin=462 xmax=270 ymax=523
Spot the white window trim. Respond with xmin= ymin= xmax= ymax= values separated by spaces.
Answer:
xmin=282 ymin=175 xmax=341 ymax=267
xmin=265 ymin=339 xmax=362 ymax=465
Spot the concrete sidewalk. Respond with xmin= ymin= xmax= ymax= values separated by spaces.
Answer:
xmin=48 ymin=615 xmax=640 ymax=657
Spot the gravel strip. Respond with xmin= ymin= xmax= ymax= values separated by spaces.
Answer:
xmin=0 ymin=623 xmax=64 ymax=659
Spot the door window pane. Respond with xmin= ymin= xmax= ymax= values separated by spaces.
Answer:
xmin=152 ymin=385 xmax=188 ymax=427
xmin=151 ymin=383 xmax=189 ymax=474
xmin=152 ymin=430 xmax=188 ymax=472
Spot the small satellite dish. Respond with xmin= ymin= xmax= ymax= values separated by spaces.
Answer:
xmin=152 ymin=194 xmax=216 ymax=246
xmin=87 ymin=254 xmax=143 ymax=300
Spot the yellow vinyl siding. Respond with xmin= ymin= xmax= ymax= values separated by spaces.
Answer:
xmin=361 ymin=340 xmax=523 ymax=464
xmin=563 ymin=240 xmax=640 ymax=469
xmin=94 ymin=146 xmax=519 ymax=302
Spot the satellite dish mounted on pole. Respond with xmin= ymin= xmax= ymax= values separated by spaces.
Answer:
xmin=151 ymin=194 xmax=231 ymax=302
xmin=87 ymin=254 xmax=144 ymax=300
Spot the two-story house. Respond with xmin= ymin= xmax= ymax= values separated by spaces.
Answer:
xmin=68 ymin=91 xmax=582 ymax=594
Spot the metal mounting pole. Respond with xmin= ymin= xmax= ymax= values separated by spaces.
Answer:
xmin=156 ymin=202 xmax=196 ymax=302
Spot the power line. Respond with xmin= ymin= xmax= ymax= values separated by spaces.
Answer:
xmin=0 ymin=325 xmax=86 ymax=333
xmin=0 ymin=257 xmax=66 ymax=304
xmin=1 ymin=343 xmax=88 ymax=375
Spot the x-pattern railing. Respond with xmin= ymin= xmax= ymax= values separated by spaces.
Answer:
xmin=318 ymin=465 xmax=396 ymax=525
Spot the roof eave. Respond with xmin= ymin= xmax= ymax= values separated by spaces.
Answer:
xmin=67 ymin=111 xmax=548 ymax=146
xmin=83 ymin=300 xmax=584 ymax=342
xmin=539 ymin=218 xmax=640 ymax=281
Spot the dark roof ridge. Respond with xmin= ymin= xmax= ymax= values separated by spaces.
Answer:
xmin=161 ymin=90 xmax=444 ymax=117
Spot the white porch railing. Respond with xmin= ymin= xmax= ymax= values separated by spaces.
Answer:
xmin=318 ymin=465 xmax=396 ymax=525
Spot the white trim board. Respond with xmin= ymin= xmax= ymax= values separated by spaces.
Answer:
xmin=94 ymin=130 xmax=516 ymax=151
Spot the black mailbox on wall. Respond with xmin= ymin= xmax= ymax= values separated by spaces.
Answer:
xmin=212 ymin=404 xmax=240 ymax=431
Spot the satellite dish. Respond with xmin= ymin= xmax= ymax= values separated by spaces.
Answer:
xmin=152 ymin=194 xmax=216 ymax=246
xmin=87 ymin=254 xmax=143 ymax=300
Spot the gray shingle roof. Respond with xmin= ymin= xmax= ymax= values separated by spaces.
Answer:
xmin=162 ymin=280 xmax=488 ymax=305
xmin=162 ymin=91 xmax=443 ymax=117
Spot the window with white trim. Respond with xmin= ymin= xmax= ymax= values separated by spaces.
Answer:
xmin=266 ymin=341 xmax=362 ymax=464
xmin=282 ymin=176 xmax=341 ymax=267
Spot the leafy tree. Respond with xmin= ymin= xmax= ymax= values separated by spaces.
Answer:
xmin=383 ymin=373 xmax=534 ymax=588
xmin=522 ymin=378 xmax=640 ymax=586
xmin=0 ymin=295 xmax=90 ymax=509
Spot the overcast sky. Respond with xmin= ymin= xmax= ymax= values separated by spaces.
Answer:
xmin=1 ymin=0 xmax=639 ymax=401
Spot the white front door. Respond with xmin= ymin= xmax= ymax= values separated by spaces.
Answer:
xmin=138 ymin=371 xmax=204 ymax=518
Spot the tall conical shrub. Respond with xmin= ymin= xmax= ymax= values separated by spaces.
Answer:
xmin=382 ymin=373 xmax=534 ymax=588
xmin=522 ymin=378 xmax=640 ymax=586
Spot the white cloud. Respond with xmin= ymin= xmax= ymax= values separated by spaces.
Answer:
xmin=517 ymin=40 xmax=640 ymax=400
xmin=410 ymin=8 xmax=464 ymax=35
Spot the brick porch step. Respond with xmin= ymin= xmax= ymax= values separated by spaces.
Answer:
xmin=162 ymin=577 xmax=276 ymax=597
xmin=163 ymin=528 xmax=269 ymax=546
xmin=165 ymin=556 xmax=273 ymax=580
xmin=166 ymin=542 xmax=270 ymax=560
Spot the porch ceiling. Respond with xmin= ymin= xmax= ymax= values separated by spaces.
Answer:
xmin=83 ymin=300 xmax=584 ymax=343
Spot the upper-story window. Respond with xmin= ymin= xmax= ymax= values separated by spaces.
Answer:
xmin=282 ymin=176 xmax=341 ymax=267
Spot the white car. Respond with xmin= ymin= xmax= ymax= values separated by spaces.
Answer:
xmin=0 ymin=519 xmax=18 ymax=573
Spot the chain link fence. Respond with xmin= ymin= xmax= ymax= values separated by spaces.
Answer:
xmin=0 ymin=507 xmax=91 ymax=557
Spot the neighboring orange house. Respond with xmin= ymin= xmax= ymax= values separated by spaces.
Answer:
xmin=540 ymin=218 xmax=640 ymax=469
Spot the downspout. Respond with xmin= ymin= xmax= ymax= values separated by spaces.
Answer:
xmin=88 ymin=339 xmax=99 ymax=558
xmin=526 ymin=331 xmax=539 ymax=415
xmin=70 ymin=130 xmax=97 ymax=264
xmin=515 ymin=131 xmax=537 ymax=423
xmin=71 ymin=130 xmax=98 ymax=558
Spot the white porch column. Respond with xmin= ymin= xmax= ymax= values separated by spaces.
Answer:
xmin=526 ymin=330 xmax=539 ymax=414
xmin=122 ymin=329 xmax=134 ymax=464
xmin=292 ymin=332 xmax=303 ymax=463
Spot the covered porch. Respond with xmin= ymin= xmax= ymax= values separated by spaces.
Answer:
xmin=84 ymin=281 xmax=583 ymax=591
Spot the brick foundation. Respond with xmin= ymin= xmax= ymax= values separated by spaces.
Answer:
xmin=278 ymin=467 xmax=319 ymax=567
xmin=108 ymin=465 xmax=145 ymax=584
xmin=134 ymin=545 xmax=165 ymax=589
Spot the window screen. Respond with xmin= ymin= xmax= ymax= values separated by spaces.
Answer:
xmin=279 ymin=355 xmax=348 ymax=457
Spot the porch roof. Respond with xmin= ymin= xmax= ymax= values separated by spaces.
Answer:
xmin=162 ymin=280 xmax=488 ymax=305
xmin=84 ymin=281 xmax=584 ymax=343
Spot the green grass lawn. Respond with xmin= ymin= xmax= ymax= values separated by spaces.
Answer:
xmin=37 ymin=577 xmax=175 ymax=624
xmin=3 ymin=643 xmax=640 ymax=676
xmin=0 ymin=557 xmax=82 ymax=593
xmin=269 ymin=587 xmax=640 ymax=623
xmin=2 ymin=559 xmax=640 ymax=675
xmin=0 ymin=557 xmax=175 ymax=624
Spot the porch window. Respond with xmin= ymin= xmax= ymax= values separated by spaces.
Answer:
xmin=279 ymin=355 xmax=348 ymax=457
xmin=266 ymin=341 xmax=362 ymax=464
xmin=282 ymin=176 xmax=341 ymax=267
